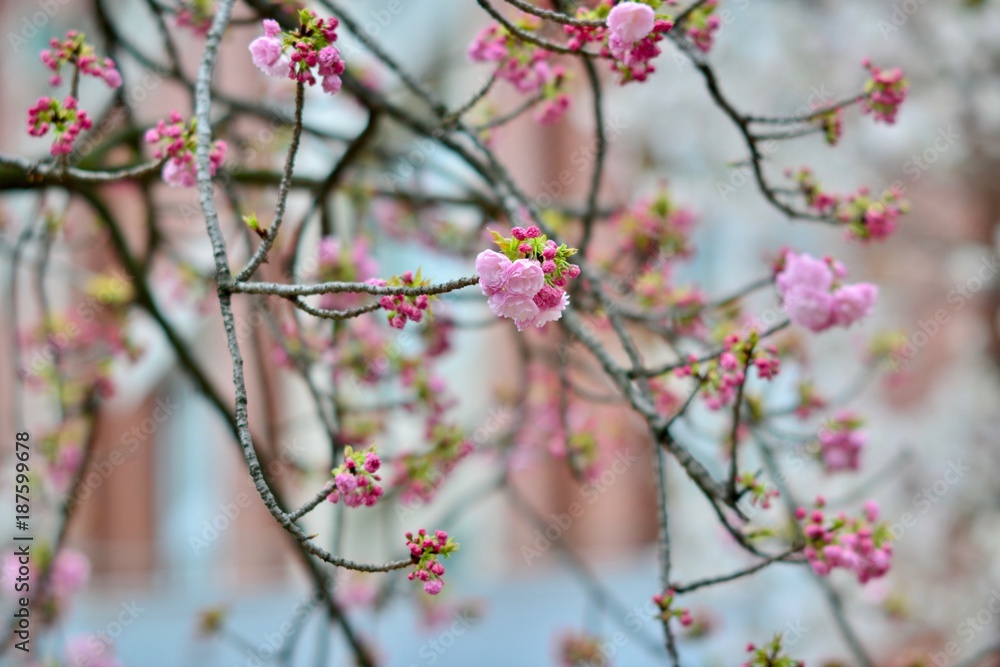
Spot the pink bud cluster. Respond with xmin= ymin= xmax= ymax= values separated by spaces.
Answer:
xmin=653 ymin=589 xmax=694 ymax=628
xmin=468 ymin=23 xmax=553 ymax=94
xmin=603 ymin=2 xmax=674 ymax=84
xmin=40 ymin=30 xmax=121 ymax=88
xmin=326 ymin=446 xmax=383 ymax=507
xmin=144 ymin=111 xmax=227 ymax=188
xmin=476 ymin=226 xmax=579 ymax=331
xmin=742 ymin=634 xmax=804 ymax=667
xmin=27 ymin=96 xmax=92 ymax=156
xmin=249 ymin=13 xmax=345 ymax=94
xmin=775 ymin=251 xmax=877 ymax=333
xmin=738 ymin=472 xmax=780 ymax=509
xmin=794 ymin=381 xmax=826 ymax=419
xmin=563 ymin=1 xmax=611 ymax=50
xmin=535 ymin=81 xmax=571 ymax=125
xmin=314 ymin=237 xmax=379 ymax=311
xmin=683 ymin=0 xmax=721 ymax=53
xmin=861 ymin=59 xmax=908 ymax=124
xmin=395 ymin=422 xmax=473 ymax=504
xmin=796 ymin=498 xmax=893 ymax=583
xmin=814 ymin=106 xmax=843 ymax=146
xmin=789 ymin=167 xmax=838 ymax=215
xmin=400 ymin=364 xmax=455 ymax=419
xmin=468 ymin=23 xmax=572 ymax=123
xmin=613 ymin=189 xmax=697 ymax=258
xmin=558 ymin=632 xmax=605 ymax=666
xmin=817 ymin=411 xmax=866 ymax=472
xmin=633 ymin=265 xmax=706 ymax=336
xmin=789 ymin=167 xmax=909 ymax=242
xmin=376 ymin=270 xmax=432 ymax=329
xmin=405 ymin=529 xmax=459 ymax=595
xmin=836 ymin=184 xmax=909 ymax=242
xmin=175 ymin=0 xmax=214 ymax=36
xmin=675 ymin=331 xmax=780 ymax=411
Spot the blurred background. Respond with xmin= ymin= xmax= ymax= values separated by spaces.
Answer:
xmin=1 ymin=0 xmax=1000 ymax=665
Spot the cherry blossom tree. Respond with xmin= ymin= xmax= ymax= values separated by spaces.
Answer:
xmin=4 ymin=0 xmax=975 ymax=665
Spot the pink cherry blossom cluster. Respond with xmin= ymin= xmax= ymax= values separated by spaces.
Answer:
xmin=675 ymin=331 xmax=780 ymax=410
xmin=394 ymin=422 xmax=473 ymax=504
xmin=512 ymin=364 xmax=617 ymax=481
xmin=27 ymin=96 xmax=92 ymax=156
xmin=467 ymin=22 xmax=572 ymax=124
xmin=400 ymin=363 xmax=455 ymax=420
xmin=737 ymin=472 xmax=780 ymax=509
xmin=742 ymin=635 xmax=804 ymax=667
xmin=835 ymin=184 xmax=909 ymax=242
xmin=40 ymin=30 xmax=122 ymax=88
xmin=633 ymin=265 xmax=706 ymax=335
xmin=794 ymin=381 xmax=826 ymax=419
xmin=817 ymin=411 xmax=866 ymax=472
xmin=683 ymin=0 xmax=721 ymax=53
xmin=603 ymin=2 xmax=674 ymax=84
xmin=326 ymin=445 xmax=383 ymax=507
xmin=420 ymin=316 xmax=454 ymax=358
xmin=796 ymin=498 xmax=893 ymax=583
xmin=144 ymin=111 xmax=227 ymax=188
xmin=653 ymin=589 xmax=694 ymax=628
xmin=314 ymin=237 xmax=379 ymax=310
xmin=334 ymin=317 xmax=392 ymax=384
xmin=269 ymin=318 xmax=328 ymax=369
xmin=789 ymin=166 xmax=838 ymax=215
xmin=557 ymin=632 xmax=605 ymax=666
xmin=18 ymin=274 xmax=134 ymax=398
xmin=405 ymin=528 xmax=459 ymax=595
xmin=175 ymin=0 xmax=214 ymax=36
xmin=861 ymin=58 xmax=908 ymax=124
xmin=612 ymin=189 xmax=697 ymax=259
xmin=789 ymin=167 xmax=909 ymax=241
xmin=468 ymin=22 xmax=553 ymax=94
xmin=377 ymin=270 xmax=432 ymax=329
xmin=249 ymin=13 xmax=345 ymax=94
xmin=775 ymin=250 xmax=877 ymax=333
xmin=563 ymin=1 xmax=611 ymax=50
xmin=535 ymin=83 xmax=572 ymax=125
xmin=476 ymin=225 xmax=579 ymax=331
